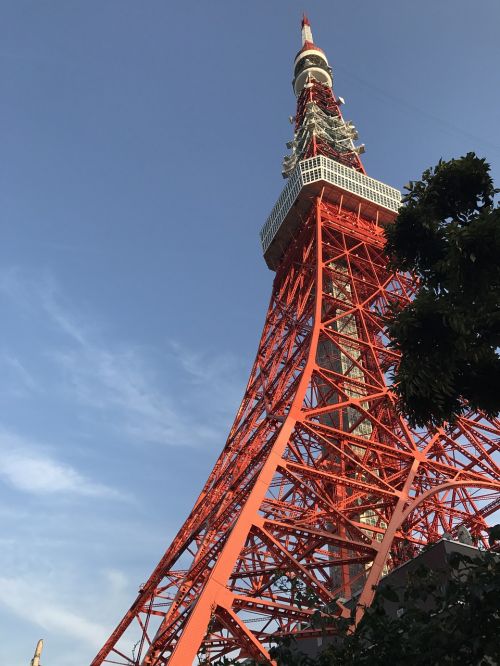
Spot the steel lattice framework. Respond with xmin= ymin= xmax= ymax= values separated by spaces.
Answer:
xmin=92 ymin=16 xmax=500 ymax=666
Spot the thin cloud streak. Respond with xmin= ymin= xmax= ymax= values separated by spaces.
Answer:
xmin=0 ymin=430 xmax=119 ymax=497
xmin=54 ymin=343 xmax=199 ymax=446
xmin=0 ymin=352 xmax=38 ymax=395
xmin=0 ymin=576 xmax=109 ymax=649
xmin=0 ymin=267 xmax=246 ymax=449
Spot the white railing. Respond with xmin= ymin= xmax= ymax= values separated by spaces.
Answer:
xmin=260 ymin=156 xmax=401 ymax=254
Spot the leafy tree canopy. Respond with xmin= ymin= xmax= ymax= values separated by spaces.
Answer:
xmin=384 ymin=153 xmax=500 ymax=427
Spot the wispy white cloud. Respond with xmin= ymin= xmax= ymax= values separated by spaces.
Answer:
xmin=0 ymin=352 xmax=38 ymax=395
xmin=54 ymin=343 xmax=190 ymax=444
xmin=0 ymin=268 xmax=195 ymax=445
xmin=0 ymin=266 xmax=22 ymax=297
xmin=170 ymin=339 xmax=243 ymax=388
xmin=0 ymin=267 xmax=90 ymax=345
xmin=41 ymin=288 xmax=89 ymax=346
xmin=0 ymin=575 xmax=108 ymax=648
xmin=0 ymin=268 xmax=249 ymax=665
xmin=58 ymin=341 xmax=228 ymax=449
xmin=50 ymin=327 xmax=245 ymax=448
xmin=0 ymin=268 xmax=245 ymax=448
xmin=0 ymin=430 xmax=118 ymax=497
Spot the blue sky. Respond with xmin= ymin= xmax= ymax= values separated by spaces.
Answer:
xmin=1 ymin=2 xmax=499 ymax=664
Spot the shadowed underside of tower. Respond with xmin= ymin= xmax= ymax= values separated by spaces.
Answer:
xmin=92 ymin=16 xmax=500 ymax=666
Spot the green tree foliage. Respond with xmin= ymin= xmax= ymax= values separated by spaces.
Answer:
xmin=384 ymin=153 xmax=500 ymax=427
xmin=267 ymin=552 xmax=500 ymax=666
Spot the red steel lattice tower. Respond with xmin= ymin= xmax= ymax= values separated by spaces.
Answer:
xmin=92 ymin=16 xmax=500 ymax=666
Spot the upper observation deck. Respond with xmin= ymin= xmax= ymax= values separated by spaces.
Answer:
xmin=260 ymin=155 xmax=401 ymax=270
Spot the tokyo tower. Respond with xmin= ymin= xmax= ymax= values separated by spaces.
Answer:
xmin=92 ymin=16 xmax=500 ymax=666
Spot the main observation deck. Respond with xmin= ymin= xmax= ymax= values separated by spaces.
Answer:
xmin=260 ymin=155 xmax=401 ymax=270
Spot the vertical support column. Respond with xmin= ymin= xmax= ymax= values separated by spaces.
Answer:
xmin=352 ymin=458 xmax=421 ymax=627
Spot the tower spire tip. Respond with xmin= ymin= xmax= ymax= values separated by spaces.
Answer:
xmin=301 ymin=12 xmax=314 ymax=45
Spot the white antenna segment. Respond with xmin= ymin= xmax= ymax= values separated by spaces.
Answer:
xmin=31 ymin=639 xmax=43 ymax=666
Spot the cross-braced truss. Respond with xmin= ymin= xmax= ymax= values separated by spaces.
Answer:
xmin=91 ymin=199 xmax=500 ymax=666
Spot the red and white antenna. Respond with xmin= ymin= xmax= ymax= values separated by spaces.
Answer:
xmin=301 ymin=13 xmax=314 ymax=44
xmin=286 ymin=15 xmax=365 ymax=175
